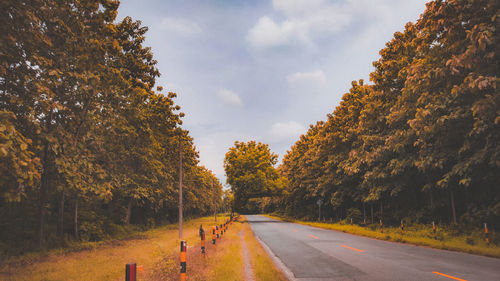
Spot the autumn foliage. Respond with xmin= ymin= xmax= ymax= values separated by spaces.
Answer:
xmin=277 ymin=0 xmax=499 ymax=228
xmin=0 ymin=0 xmax=222 ymax=254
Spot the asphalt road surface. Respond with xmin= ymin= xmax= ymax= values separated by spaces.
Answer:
xmin=246 ymin=215 xmax=500 ymax=281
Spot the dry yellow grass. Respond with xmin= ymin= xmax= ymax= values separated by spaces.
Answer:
xmin=1 ymin=214 xmax=287 ymax=281
xmin=0 ymin=215 xmax=229 ymax=281
xmin=265 ymin=214 xmax=500 ymax=258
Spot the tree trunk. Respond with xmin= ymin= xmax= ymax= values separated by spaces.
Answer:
xmin=363 ymin=202 xmax=366 ymax=224
xmin=38 ymin=162 xmax=49 ymax=249
xmin=125 ymin=198 xmax=133 ymax=226
xmin=450 ymin=190 xmax=457 ymax=224
xmin=380 ymin=200 xmax=383 ymax=219
xmin=74 ymin=195 xmax=79 ymax=239
xmin=57 ymin=188 xmax=65 ymax=240
xmin=430 ymin=190 xmax=434 ymax=208
xmin=371 ymin=204 xmax=374 ymax=224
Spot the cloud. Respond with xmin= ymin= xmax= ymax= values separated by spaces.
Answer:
xmin=218 ymin=89 xmax=243 ymax=107
xmin=287 ymin=70 xmax=326 ymax=84
xmin=159 ymin=17 xmax=201 ymax=35
xmin=247 ymin=17 xmax=296 ymax=49
xmin=246 ymin=0 xmax=351 ymax=49
xmin=268 ymin=121 xmax=306 ymax=143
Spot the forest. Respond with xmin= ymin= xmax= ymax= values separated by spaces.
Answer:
xmin=0 ymin=0 xmax=223 ymax=255
xmin=277 ymin=0 xmax=499 ymax=228
xmin=225 ymin=0 xmax=499 ymax=230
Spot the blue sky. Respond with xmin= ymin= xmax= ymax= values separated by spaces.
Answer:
xmin=117 ymin=0 xmax=429 ymax=184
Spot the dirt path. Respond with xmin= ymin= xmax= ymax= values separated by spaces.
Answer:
xmin=239 ymin=224 xmax=255 ymax=281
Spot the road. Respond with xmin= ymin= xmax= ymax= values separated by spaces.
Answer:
xmin=246 ymin=215 xmax=500 ymax=281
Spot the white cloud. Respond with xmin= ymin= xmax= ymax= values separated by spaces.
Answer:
xmin=159 ymin=17 xmax=201 ymax=35
xmin=218 ymin=89 xmax=243 ymax=107
xmin=247 ymin=17 xmax=296 ymax=49
xmin=247 ymin=0 xmax=351 ymax=49
xmin=287 ymin=70 xmax=326 ymax=84
xmin=268 ymin=121 xmax=306 ymax=143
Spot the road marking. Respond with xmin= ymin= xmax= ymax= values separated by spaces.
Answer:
xmin=341 ymin=244 xmax=364 ymax=252
xmin=308 ymin=234 xmax=319 ymax=239
xmin=432 ymin=271 xmax=467 ymax=281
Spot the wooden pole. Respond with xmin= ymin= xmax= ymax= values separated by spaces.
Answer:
xmin=179 ymin=135 xmax=183 ymax=239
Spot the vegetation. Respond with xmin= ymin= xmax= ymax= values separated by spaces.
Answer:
xmin=0 ymin=0 xmax=223 ymax=256
xmin=224 ymin=141 xmax=286 ymax=213
xmin=0 ymin=215 xmax=226 ymax=280
xmin=262 ymin=0 xmax=499 ymax=233
xmin=1 ymin=214 xmax=286 ymax=281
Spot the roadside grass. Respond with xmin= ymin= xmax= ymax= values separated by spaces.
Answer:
xmin=205 ymin=218 xmax=245 ymax=281
xmin=2 ymin=214 xmax=288 ymax=281
xmin=265 ymin=214 xmax=500 ymax=258
xmin=0 ymin=214 xmax=231 ymax=281
xmin=152 ymin=215 xmax=287 ymax=281
xmin=241 ymin=217 xmax=288 ymax=281
xmin=149 ymin=215 xmax=245 ymax=281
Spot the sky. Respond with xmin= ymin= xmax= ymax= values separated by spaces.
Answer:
xmin=117 ymin=0 xmax=429 ymax=184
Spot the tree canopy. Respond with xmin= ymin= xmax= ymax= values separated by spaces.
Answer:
xmin=276 ymin=0 xmax=499 ymax=227
xmin=0 ymin=0 xmax=223 ymax=253
xmin=224 ymin=141 xmax=286 ymax=212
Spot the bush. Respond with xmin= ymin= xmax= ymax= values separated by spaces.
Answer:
xmin=465 ymin=237 xmax=475 ymax=245
xmin=346 ymin=208 xmax=362 ymax=224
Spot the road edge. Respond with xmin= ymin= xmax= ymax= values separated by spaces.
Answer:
xmin=248 ymin=224 xmax=297 ymax=281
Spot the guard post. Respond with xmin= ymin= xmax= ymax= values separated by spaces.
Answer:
xmin=180 ymin=240 xmax=187 ymax=281
xmin=401 ymin=219 xmax=404 ymax=234
xmin=432 ymin=221 xmax=436 ymax=239
xmin=200 ymin=226 xmax=206 ymax=254
xmin=212 ymin=226 xmax=216 ymax=244
xmin=125 ymin=263 xmax=136 ymax=281
xmin=485 ymin=223 xmax=489 ymax=245
xmin=216 ymin=225 xmax=219 ymax=239
xmin=380 ymin=219 xmax=383 ymax=233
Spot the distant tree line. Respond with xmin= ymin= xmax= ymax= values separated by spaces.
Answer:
xmin=224 ymin=141 xmax=286 ymax=213
xmin=0 ymin=0 xmax=222 ymax=253
xmin=274 ymin=0 xmax=498 ymax=227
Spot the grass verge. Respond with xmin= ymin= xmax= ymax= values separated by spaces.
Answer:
xmin=241 ymin=216 xmax=288 ymax=281
xmin=1 ymin=214 xmax=289 ymax=281
xmin=265 ymin=214 xmax=500 ymax=258
xmin=0 ymin=214 xmax=231 ymax=281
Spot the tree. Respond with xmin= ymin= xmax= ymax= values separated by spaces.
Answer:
xmin=224 ymin=141 xmax=284 ymax=212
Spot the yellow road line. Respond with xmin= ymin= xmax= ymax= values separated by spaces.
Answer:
xmin=432 ymin=271 xmax=467 ymax=281
xmin=309 ymin=234 xmax=319 ymax=239
xmin=341 ymin=244 xmax=364 ymax=252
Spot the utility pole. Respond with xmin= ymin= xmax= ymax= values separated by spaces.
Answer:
xmin=213 ymin=182 xmax=217 ymax=223
xmin=178 ymin=134 xmax=183 ymax=239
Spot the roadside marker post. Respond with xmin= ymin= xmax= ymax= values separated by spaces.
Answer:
xmin=201 ymin=232 xmax=206 ymax=254
xmin=432 ymin=221 xmax=436 ymax=239
xmin=401 ymin=220 xmax=404 ymax=235
xmin=216 ymin=225 xmax=220 ymax=239
xmin=180 ymin=240 xmax=187 ymax=281
xmin=125 ymin=263 xmax=136 ymax=281
xmin=212 ymin=226 xmax=216 ymax=244
xmin=484 ymin=223 xmax=489 ymax=245
xmin=380 ymin=219 xmax=383 ymax=233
